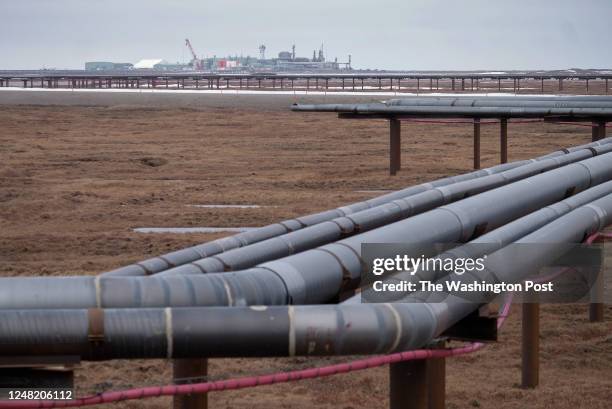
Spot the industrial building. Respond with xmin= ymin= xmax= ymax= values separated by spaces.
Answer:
xmin=84 ymin=61 xmax=133 ymax=71
xmin=85 ymin=42 xmax=352 ymax=73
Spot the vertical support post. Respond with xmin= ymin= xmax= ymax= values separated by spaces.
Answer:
xmin=589 ymin=237 xmax=605 ymax=322
xmin=473 ymin=118 xmax=481 ymax=170
xmin=417 ymin=78 xmax=420 ymax=92
xmin=498 ymin=78 xmax=501 ymax=91
xmin=586 ymin=78 xmax=589 ymax=94
xmin=521 ymin=302 xmax=540 ymax=389
xmin=592 ymin=120 xmax=606 ymax=142
xmin=559 ymin=78 xmax=563 ymax=92
xmin=427 ymin=353 xmax=446 ymax=409
xmin=451 ymin=78 xmax=455 ymax=91
xmin=606 ymin=78 xmax=609 ymax=94
xmin=389 ymin=118 xmax=401 ymax=176
xmin=500 ymin=118 xmax=508 ymax=164
xmin=390 ymin=359 xmax=428 ymax=409
xmin=541 ymin=77 xmax=544 ymax=93
xmin=173 ymin=359 xmax=208 ymax=409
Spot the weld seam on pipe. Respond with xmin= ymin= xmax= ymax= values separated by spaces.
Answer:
xmin=221 ymin=278 xmax=234 ymax=306
xmin=94 ymin=276 xmax=102 ymax=308
xmin=288 ymin=305 xmax=296 ymax=357
xmin=165 ymin=307 xmax=173 ymax=359
xmin=383 ymin=303 xmax=402 ymax=353
xmin=584 ymin=203 xmax=607 ymax=231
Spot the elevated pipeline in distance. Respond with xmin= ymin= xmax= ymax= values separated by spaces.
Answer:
xmin=2 ymin=150 xmax=612 ymax=309
xmin=291 ymin=103 xmax=612 ymax=119
xmin=156 ymin=142 xmax=612 ymax=276
xmin=385 ymin=96 xmax=612 ymax=109
xmin=1 ymin=192 xmax=611 ymax=360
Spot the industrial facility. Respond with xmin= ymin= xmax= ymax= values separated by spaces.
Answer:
xmin=85 ymin=40 xmax=351 ymax=73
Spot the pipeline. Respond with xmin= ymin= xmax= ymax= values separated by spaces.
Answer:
xmin=385 ymin=96 xmax=612 ymax=109
xmin=354 ymin=180 xmax=612 ymax=303
xmin=0 ymin=190 xmax=610 ymax=360
xmin=291 ymin=103 xmax=612 ymax=119
xmin=102 ymin=155 xmax=526 ymax=277
xmin=0 ymin=297 xmax=515 ymax=409
xmin=1 ymin=150 xmax=612 ymax=311
xmin=103 ymin=137 xmax=612 ymax=278
xmin=157 ymin=141 xmax=612 ymax=276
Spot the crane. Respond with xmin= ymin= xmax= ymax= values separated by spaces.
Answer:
xmin=185 ymin=38 xmax=203 ymax=71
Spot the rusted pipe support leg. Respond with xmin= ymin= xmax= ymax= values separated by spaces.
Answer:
xmin=500 ymin=118 xmax=508 ymax=164
xmin=390 ymin=359 xmax=427 ymax=409
xmin=389 ymin=118 xmax=401 ymax=176
xmin=173 ymin=359 xmax=208 ymax=409
xmin=521 ymin=302 xmax=539 ymax=389
xmin=474 ymin=118 xmax=481 ymax=170
xmin=427 ymin=354 xmax=446 ymax=409
xmin=590 ymin=121 xmax=606 ymax=142
xmin=589 ymin=241 xmax=605 ymax=322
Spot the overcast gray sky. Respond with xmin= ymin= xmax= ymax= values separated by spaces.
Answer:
xmin=2 ymin=0 xmax=611 ymax=70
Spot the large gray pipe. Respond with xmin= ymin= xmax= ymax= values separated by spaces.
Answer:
xmin=102 ymin=157 xmax=526 ymax=277
xmin=353 ymin=180 xmax=612 ymax=303
xmin=291 ymin=103 xmax=612 ymax=119
xmin=1 ymin=193 xmax=611 ymax=360
xmin=157 ymin=142 xmax=612 ymax=276
xmin=3 ymin=151 xmax=612 ymax=310
xmin=384 ymin=95 xmax=612 ymax=108
xmin=105 ymin=137 xmax=612 ymax=278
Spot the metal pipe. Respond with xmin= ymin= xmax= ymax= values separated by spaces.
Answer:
xmin=3 ymin=150 xmax=612 ymax=310
xmin=292 ymin=103 xmax=612 ymax=119
xmin=353 ymin=179 xmax=612 ymax=303
xmin=1 ymin=185 xmax=610 ymax=360
xmin=102 ymin=152 xmax=535 ymax=277
xmin=157 ymin=142 xmax=612 ymax=276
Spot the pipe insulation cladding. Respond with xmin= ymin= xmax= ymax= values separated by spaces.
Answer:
xmin=157 ymin=142 xmax=612 ymax=276
xmin=352 ymin=179 xmax=612 ymax=304
xmin=3 ymin=149 xmax=612 ymax=310
xmin=101 ymin=157 xmax=526 ymax=278
xmin=1 ymin=191 xmax=612 ymax=360
xmin=385 ymin=96 xmax=612 ymax=109
xmin=291 ymin=103 xmax=612 ymax=119
xmin=101 ymin=138 xmax=612 ymax=278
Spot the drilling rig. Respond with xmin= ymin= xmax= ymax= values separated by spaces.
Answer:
xmin=185 ymin=38 xmax=204 ymax=71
